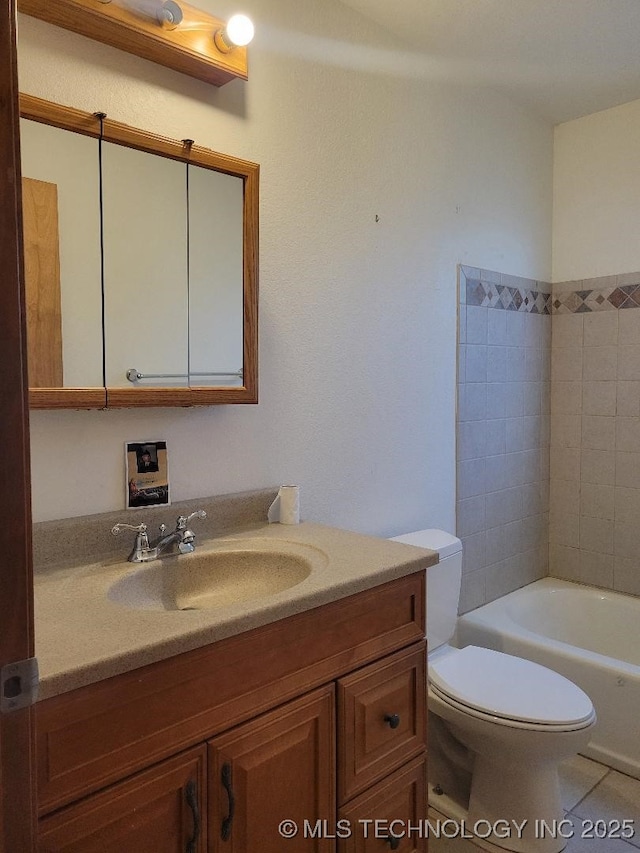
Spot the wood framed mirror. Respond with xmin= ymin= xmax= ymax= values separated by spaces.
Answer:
xmin=20 ymin=94 xmax=258 ymax=409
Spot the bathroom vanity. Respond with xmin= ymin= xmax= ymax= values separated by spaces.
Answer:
xmin=33 ymin=513 xmax=435 ymax=852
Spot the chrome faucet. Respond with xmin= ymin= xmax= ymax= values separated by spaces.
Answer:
xmin=112 ymin=510 xmax=207 ymax=562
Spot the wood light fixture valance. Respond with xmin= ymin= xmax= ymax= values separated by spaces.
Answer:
xmin=18 ymin=0 xmax=254 ymax=85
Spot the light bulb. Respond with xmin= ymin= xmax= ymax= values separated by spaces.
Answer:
xmin=225 ymin=13 xmax=254 ymax=46
xmin=214 ymin=13 xmax=254 ymax=52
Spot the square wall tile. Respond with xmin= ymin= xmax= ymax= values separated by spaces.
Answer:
xmin=487 ymin=308 xmax=508 ymax=346
xmin=577 ymin=550 xmax=614 ymax=588
xmin=458 ymin=383 xmax=487 ymax=422
xmin=613 ymin=556 xmax=640 ymax=596
xmin=583 ymin=311 xmax=619 ymax=347
xmin=582 ymin=416 xmax=616 ymax=451
xmin=583 ymin=381 xmax=617 ymax=416
xmin=616 ymin=417 xmax=640 ymax=452
xmin=614 ymin=521 xmax=640 ymax=559
xmin=581 ymin=450 xmax=615 ymax=485
xmin=466 ymin=305 xmax=488 ymax=344
xmin=580 ymin=483 xmax=615 ymax=520
xmin=617 ymin=345 xmax=640 ymax=380
xmin=550 ymin=511 xmax=580 ymax=548
xmin=550 ymin=446 xmax=580 ymax=482
xmin=551 ymin=414 xmax=581 ymax=449
xmin=579 ymin=516 xmax=614 ymax=554
xmin=458 ymin=420 xmax=488 ymax=461
xmin=551 ymin=347 xmax=583 ymax=381
xmin=552 ymin=314 xmax=584 ymax=349
xmin=616 ymin=381 xmax=640 ymax=416
xmin=457 ymin=457 xmax=486 ymax=499
xmin=551 ymin=381 xmax=582 ymax=415
xmin=465 ymin=345 xmax=488 ymax=383
xmin=583 ymin=346 xmax=618 ymax=381
xmin=457 ymin=496 xmax=486 ymax=537
xmin=458 ymin=570 xmax=486 ymax=614
xmin=549 ymin=543 xmax=581 ymax=580
xmin=618 ymin=306 xmax=640 ymax=345
xmin=615 ymin=451 xmax=640 ymax=488
xmin=613 ymin=485 xmax=640 ymax=526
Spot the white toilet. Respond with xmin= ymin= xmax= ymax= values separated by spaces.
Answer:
xmin=391 ymin=529 xmax=596 ymax=853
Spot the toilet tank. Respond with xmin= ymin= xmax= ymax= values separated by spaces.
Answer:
xmin=390 ymin=529 xmax=462 ymax=651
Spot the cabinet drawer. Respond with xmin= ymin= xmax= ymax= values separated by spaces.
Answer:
xmin=338 ymin=643 xmax=426 ymax=803
xmin=338 ymin=757 xmax=427 ymax=853
xmin=38 ymin=746 xmax=206 ymax=852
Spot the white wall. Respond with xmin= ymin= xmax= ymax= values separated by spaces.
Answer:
xmin=19 ymin=0 xmax=553 ymax=532
xmin=553 ymin=97 xmax=640 ymax=281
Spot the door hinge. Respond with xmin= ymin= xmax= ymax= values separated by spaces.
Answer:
xmin=1 ymin=657 xmax=39 ymax=713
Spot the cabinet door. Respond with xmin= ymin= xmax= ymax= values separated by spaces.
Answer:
xmin=38 ymin=746 xmax=206 ymax=852
xmin=338 ymin=758 xmax=427 ymax=853
xmin=208 ymin=685 xmax=335 ymax=852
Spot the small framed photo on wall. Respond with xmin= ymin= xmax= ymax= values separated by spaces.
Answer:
xmin=125 ymin=440 xmax=170 ymax=509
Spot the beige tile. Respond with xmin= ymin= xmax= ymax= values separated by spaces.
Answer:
xmin=578 ymin=550 xmax=614 ymax=587
xmin=563 ymin=813 xmax=637 ymax=853
xmin=617 ymin=345 xmax=640 ymax=381
xmin=458 ymin=421 xmax=488 ymax=461
xmin=551 ymin=381 xmax=583 ymax=415
xmin=487 ymin=307 xmax=508 ymax=346
xmin=551 ymin=414 xmax=582 ymax=449
xmin=583 ymin=381 xmax=617 ymax=416
xmin=485 ymin=486 xmax=524 ymax=528
xmin=504 ymin=382 xmax=524 ymax=417
xmin=616 ymin=381 xmax=640 ymax=417
xmin=558 ymin=755 xmax=609 ymax=812
xmin=485 ymin=525 xmax=506 ymax=564
xmin=458 ymin=569 xmax=486 ymax=615
xmin=580 ymin=483 xmax=615 ymax=520
xmin=581 ymin=450 xmax=616 ymax=485
xmin=486 ymin=383 xmax=507 ymax=419
xmin=457 ymin=346 xmax=466 ymax=383
xmin=457 ymin=458 xmax=487 ymax=499
xmin=552 ymin=314 xmax=584 ymax=348
xmin=550 ymin=478 xmax=580 ymax=516
xmin=550 ymin=511 xmax=580 ymax=548
xmin=466 ymin=305 xmax=488 ymax=344
xmin=458 ymin=383 xmax=487 ymax=422
xmin=457 ymin=496 xmax=485 ymax=537
xmin=583 ymin=346 xmax=618 ymax=381
xmin=505 ymin=417 xmax=525 ymax=453
xmin=614 ymin=522 xmax=640 ymax=559
xmin=582 ymin=416 xmax=616 ymax=451
xmin=616 ymin=418 xmax=640 ymax=453
xmin=583 ymin=310 xmax=619 ymax=347
xmin=505 ymin=310 xmax=525 ymax=346
xmin=615 ymin=451 xmax=640 ymax=488
xmin=522 ymin=482 xmax=544 ymax=517
xmin=551 ymin=446 xmax=580 ymax=482
xmin=613 ymin=556 xmax=640 ymax=596
xmin=462 ymin=531 xmax=487 ymax=573
xmin=580 ymin=516 xmax=614 ymax=554
xmin=573 ymin=770 xmax=640 ymax=839
xmin=613 ymin=486 xmax=640 ymax=525
xmin=549 ymin=543 xmax=581 ymax=579
xmin=466 ymin=344 xmax=488 ymax=383
xmin=618 ymin=307 xmax=640 ymax=345
xmin=552 ymin=347 xmax=583 ymax=381
xmin=485 ymin=454 xmax=509 ymax=493
xmin=523 ymin=381 xmax=541 ymax=416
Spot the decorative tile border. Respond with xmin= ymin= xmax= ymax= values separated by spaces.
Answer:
xmin=552 ymin=273 xmax=640 ymax=313
xmin=459 ymin=265 xmax=552 ymax=314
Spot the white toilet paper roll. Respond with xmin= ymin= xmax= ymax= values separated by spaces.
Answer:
xmin=268 ymin=485 xmax=300 ymax=524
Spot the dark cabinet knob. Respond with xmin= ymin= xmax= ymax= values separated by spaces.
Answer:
xmin=384 ymin=713 xmax=400 ymax=729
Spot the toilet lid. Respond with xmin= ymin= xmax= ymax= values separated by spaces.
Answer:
xmin=429 ymin=646 xmax=594 ymax=726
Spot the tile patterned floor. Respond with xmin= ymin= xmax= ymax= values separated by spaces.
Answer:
xmin=429 ymin=755 xmax=640 ymax=852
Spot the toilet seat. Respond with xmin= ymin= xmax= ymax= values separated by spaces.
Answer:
xmin=429 ymin=646 xmax=595 ymax=730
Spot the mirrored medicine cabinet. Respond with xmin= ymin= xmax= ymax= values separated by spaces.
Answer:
xmin=20 ymin=94 xmax=259 ymax=409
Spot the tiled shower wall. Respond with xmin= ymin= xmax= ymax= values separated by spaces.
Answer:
xmin=550 ymin=272 xmax=640 ymax=597
xmin=456 ymin=266 xmax=551 ymax=613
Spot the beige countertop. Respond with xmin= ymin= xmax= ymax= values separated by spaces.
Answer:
xmin=35 ymin=521 xmax=437 ymax=700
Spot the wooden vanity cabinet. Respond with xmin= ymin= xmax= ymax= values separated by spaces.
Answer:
xmin=35 ymin=573 xmax=428 ymax=852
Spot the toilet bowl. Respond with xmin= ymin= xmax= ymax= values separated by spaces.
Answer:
xmin=391 ymin=529 xmax=596 ymax=853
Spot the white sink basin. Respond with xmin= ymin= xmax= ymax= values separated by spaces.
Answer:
xmin=107 ymin=538 xmax=327 ymax=611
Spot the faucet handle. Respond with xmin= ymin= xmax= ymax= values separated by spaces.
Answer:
xmin=111 ymin=522 xmax=148 ymax=536
xmin=176 ymin=510 xmax=207 ymax=530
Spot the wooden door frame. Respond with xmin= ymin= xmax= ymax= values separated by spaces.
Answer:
xmin=0 ymin=0 xmax=38 ymax=849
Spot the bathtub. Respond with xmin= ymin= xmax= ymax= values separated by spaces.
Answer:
xmin=455 ymin=578 xmax=640 ymax=780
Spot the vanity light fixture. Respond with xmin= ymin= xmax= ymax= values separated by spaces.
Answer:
xmin=18 ymin=0 xmax=252 ymax=85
